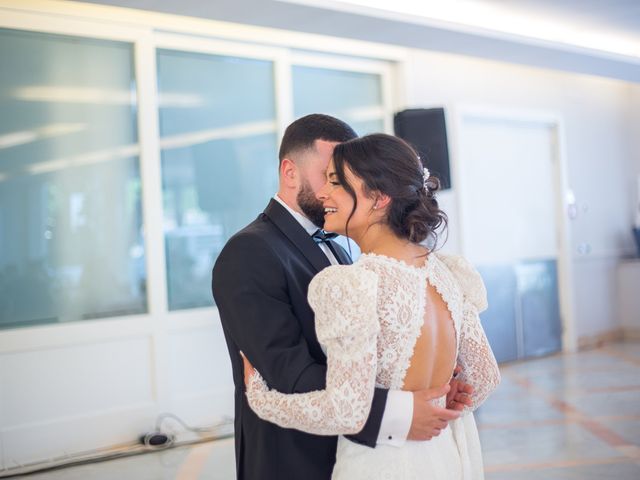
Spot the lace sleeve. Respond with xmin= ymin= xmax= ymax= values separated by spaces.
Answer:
xmin=442 ymin=255 xmax=500 ymax=412
xmin=457 ymin=303 xmax=501 ymax=411
xmin=245 ymin=266 xmax=380 ymax=435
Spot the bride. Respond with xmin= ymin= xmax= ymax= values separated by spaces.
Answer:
xmin=242 ymin=133 xmax=500 ymax=479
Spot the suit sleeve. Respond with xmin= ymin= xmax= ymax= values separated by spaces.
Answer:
xmin=213 ymin=233 xmax=325 ymax=394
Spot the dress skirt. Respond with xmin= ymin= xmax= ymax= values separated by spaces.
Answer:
xmin=331 ymin=413 xmax=484 ymax=480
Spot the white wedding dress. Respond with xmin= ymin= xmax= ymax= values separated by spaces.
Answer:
xmin=246 ymin=252 xmax=500 ymax=480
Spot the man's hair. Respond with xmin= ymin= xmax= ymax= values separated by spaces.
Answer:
xmin=278 ymin=114 xmax=357 ymax=166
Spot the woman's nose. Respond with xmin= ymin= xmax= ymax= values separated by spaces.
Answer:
xmin=316 ymin=182 xmax=329 ymax=201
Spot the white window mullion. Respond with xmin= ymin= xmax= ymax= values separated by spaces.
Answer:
xmin=134 ymin=31 xmax=172 ymax=410
xmin=274 ymin=50 xmax=295 ymax=144
xmin=380 ymin=63 xmax=397 ymax=134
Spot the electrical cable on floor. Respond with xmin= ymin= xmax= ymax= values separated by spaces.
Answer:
xmin=139 ymin=412 xmax=231 ymax=450
xmin=0 ymin=414 xmax=234 ymax=478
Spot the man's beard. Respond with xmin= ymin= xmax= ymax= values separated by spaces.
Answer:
xmin=297 ymin=179 xmax=325 ymax=229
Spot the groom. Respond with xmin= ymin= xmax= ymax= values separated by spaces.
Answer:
xmin=212 ymin=114 xmax=470 ymax=480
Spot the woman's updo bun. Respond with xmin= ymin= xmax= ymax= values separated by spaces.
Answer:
xmin=332 ymin=133 xmax=448 ymax=248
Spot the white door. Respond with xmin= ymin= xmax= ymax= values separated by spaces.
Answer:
xmin=458 ymin=114 xmax=562 ymax=360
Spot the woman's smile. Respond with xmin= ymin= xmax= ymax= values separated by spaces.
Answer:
xmin=323 ymin=206 xmax=338 ymax=215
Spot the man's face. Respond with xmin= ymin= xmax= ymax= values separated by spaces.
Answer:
xmin=296 ymin=139 xmax=337 ymax=228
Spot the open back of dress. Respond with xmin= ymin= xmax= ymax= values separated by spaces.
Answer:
xmin=354 ymin=253 xmax=465 ymax=396
xmin=403 ymin=279 xmax=458 ymax=391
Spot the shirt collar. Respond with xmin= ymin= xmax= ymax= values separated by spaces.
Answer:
xmin=273 ymin=194 xmax=319 ymax=236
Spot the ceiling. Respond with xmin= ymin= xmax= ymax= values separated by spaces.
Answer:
xmin=80 ymin=0 xmax=640 ymax=82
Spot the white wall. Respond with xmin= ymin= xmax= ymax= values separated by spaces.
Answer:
xmin=401 ymin=49 xmax=638 ymax=342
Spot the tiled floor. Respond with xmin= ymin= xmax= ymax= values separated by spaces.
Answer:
xmin=477 ymin=341 xmax=640 ymax=479
xmin=11 ymin=341 xmax=640 ymax=479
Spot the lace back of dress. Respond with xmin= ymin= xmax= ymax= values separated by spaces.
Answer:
xmin=359 ymin=254 xmax=462 ymax=392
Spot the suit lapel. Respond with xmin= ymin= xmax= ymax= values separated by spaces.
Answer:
xmin=263 ymin=199 xmax=331 ymax=273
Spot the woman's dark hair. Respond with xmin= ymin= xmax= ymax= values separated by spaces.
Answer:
xmin=332 ymin=133 xmax=448 ymax=248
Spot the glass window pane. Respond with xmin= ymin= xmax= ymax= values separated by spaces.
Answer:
xmin=157 ymin=50 xmax=278 ymax=311
xmin=292 ymin=65 xmax=384 ymax=135
xmin=0 ymin=29 xmax=145 ymax=329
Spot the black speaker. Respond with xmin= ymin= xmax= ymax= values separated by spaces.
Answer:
xmin=394 ymin=108 xmax=451 ymax=189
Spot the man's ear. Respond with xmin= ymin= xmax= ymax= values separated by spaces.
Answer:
xmin=280 ymin=158 xmax=299 ymax=188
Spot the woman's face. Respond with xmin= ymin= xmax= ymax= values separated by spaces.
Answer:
xmin=316 ymin=158 xmax=376 ymax=239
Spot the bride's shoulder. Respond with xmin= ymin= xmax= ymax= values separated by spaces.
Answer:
xmin=309 ymin=264 xmax=378 ymax=299
xmin=435 ymin=253 xmax=476 ymax=273
xmin=434 ymin=253 xmax=487 ymax=312
xmin=308 ymin=264 xmax=379 ymax=340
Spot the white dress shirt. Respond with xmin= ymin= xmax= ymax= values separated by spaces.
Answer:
xmin=273 ymin=194 xmax=412 ymax=447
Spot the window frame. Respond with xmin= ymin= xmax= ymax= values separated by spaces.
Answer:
xmin=0 ymin=2 xmax=401 ymax=412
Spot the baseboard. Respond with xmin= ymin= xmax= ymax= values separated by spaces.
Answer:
xmin=622 ymin=327 xmax=640 ymax=341
xmin=577 ymin=328 xmax=624 ymax=350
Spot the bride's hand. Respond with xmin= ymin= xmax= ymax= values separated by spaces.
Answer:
xmin=447 ymin=366 xmax=474 ymax=410
xmin=240 ymin=351 xmax=255 ymax=386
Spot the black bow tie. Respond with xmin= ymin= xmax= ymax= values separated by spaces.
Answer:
xmin=311 ymin=229 xmax=338 ymax=243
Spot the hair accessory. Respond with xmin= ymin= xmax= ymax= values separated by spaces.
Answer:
xmin=422 ymin=167 xmax=431 ymax=191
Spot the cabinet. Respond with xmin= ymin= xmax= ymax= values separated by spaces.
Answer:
xmin=618 ymin=259 xmax=640 ymax=335
xmin=479 ymin=259 xmax=562 ymax=363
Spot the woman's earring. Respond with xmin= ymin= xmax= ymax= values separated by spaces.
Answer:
xmin=373 ymin=203 xmax=378 ymax=210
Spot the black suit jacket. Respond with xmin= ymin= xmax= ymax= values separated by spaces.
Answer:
xmin=212 ymin=199 xmax=388 ymax=480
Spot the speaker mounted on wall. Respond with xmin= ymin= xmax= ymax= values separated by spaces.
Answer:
xmin=393 ymin=108 xmax=451 ymax=189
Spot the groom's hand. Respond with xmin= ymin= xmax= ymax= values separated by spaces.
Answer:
xmin=408 ymin=385 xmax=461 ymax=441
